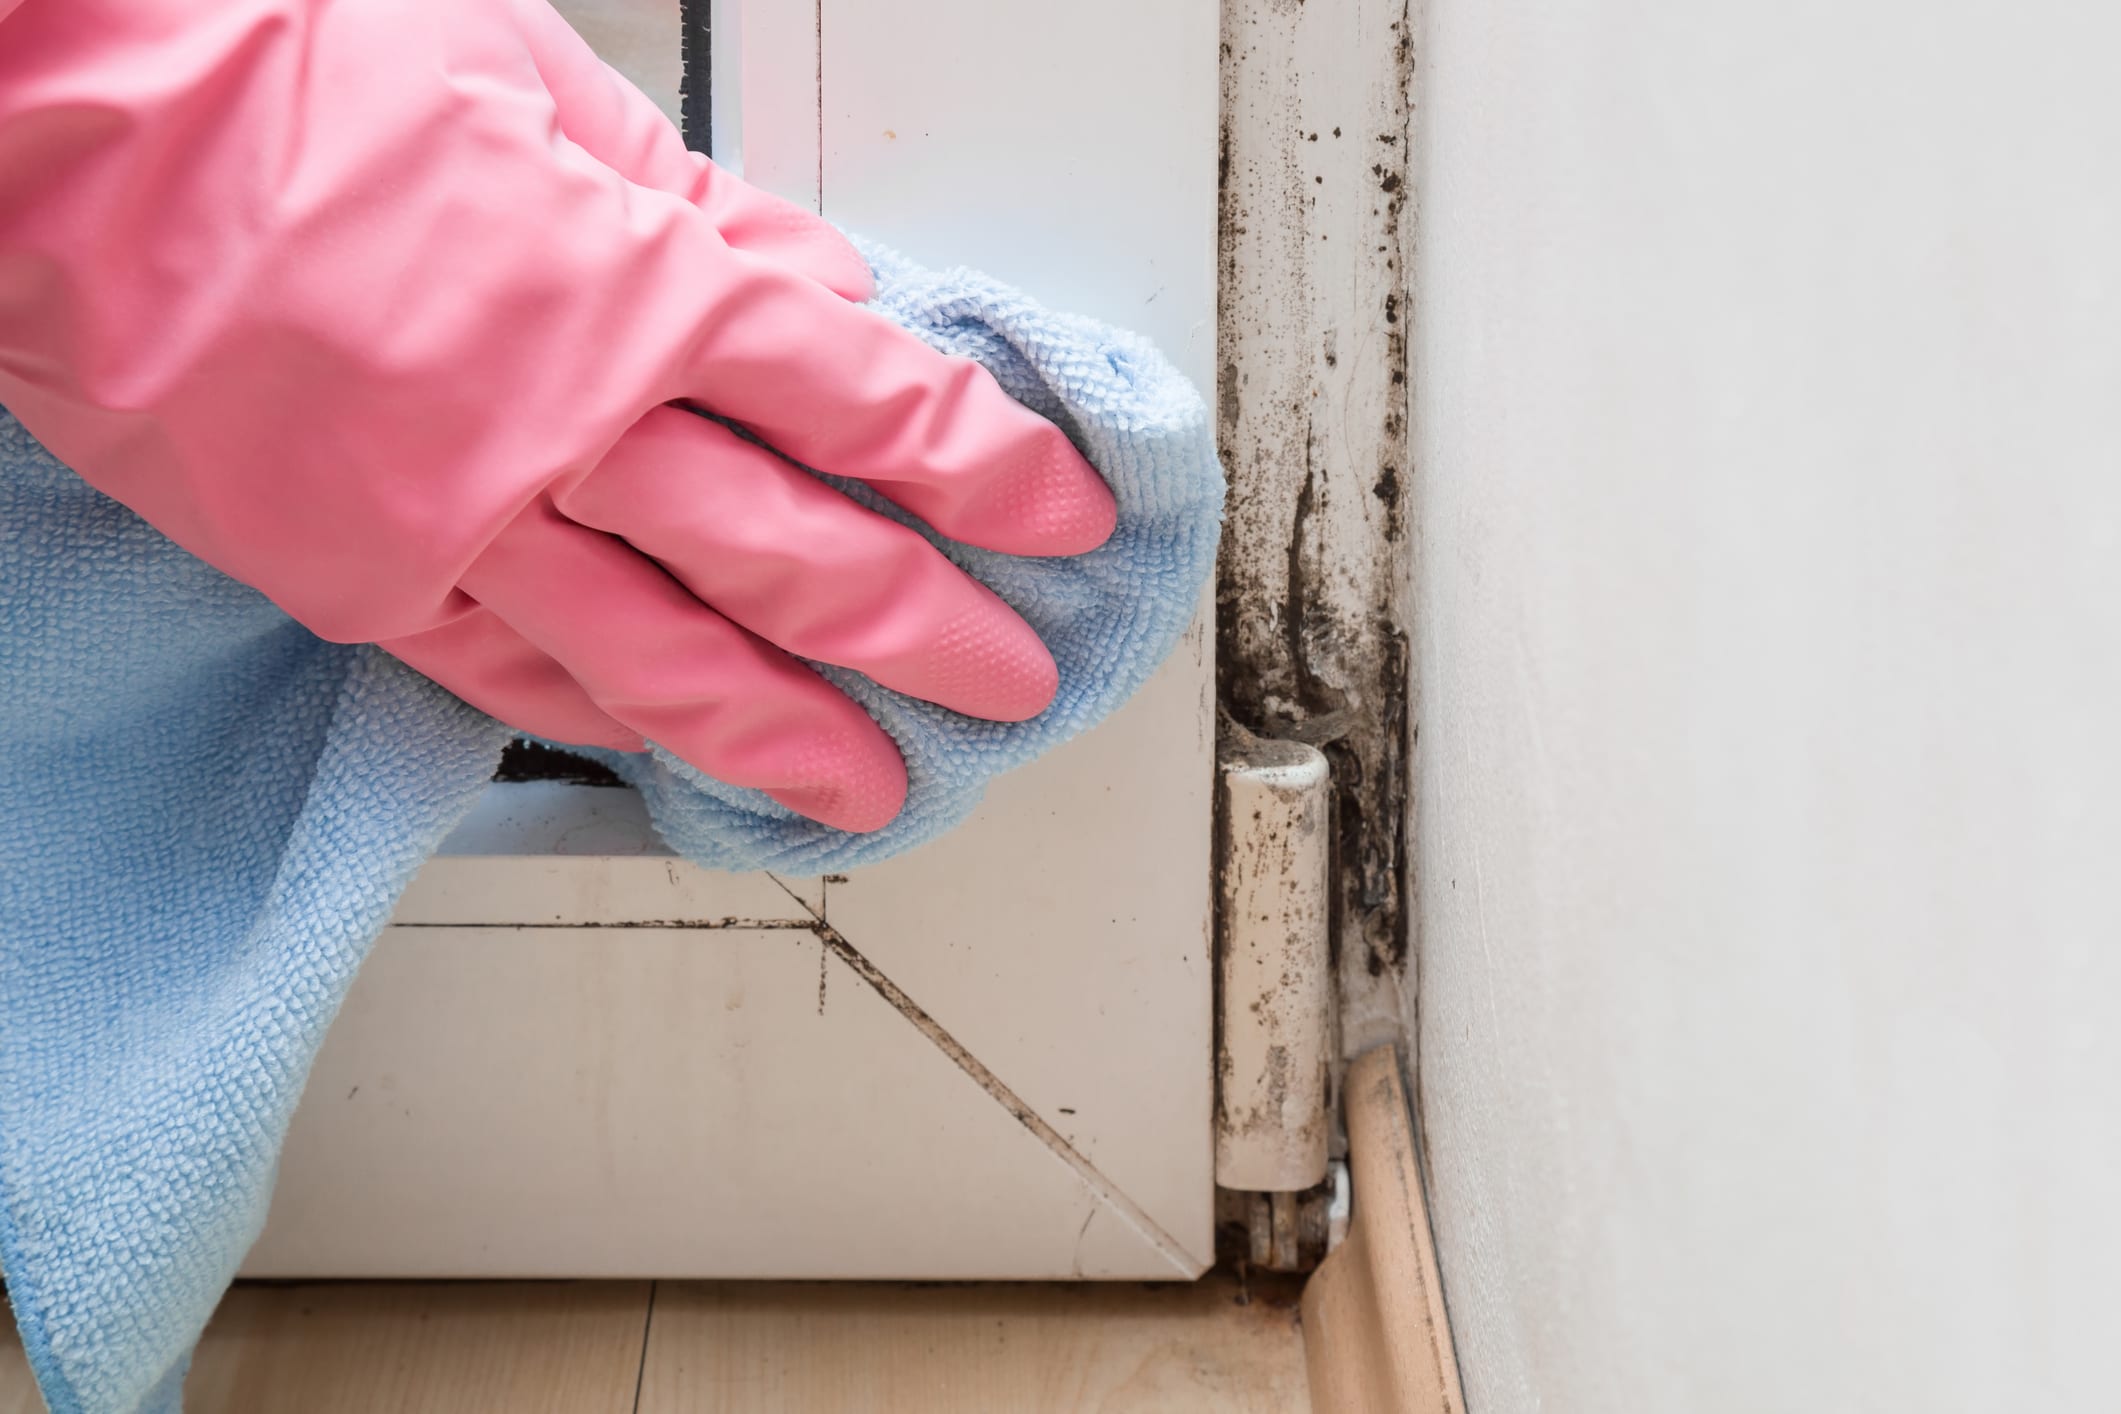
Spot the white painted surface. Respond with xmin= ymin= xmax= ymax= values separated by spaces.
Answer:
xmin=1408 ymin=2 xmax=2121 ymax=1410
xmin=253 ymin=0 xmax=1219 ymax=1279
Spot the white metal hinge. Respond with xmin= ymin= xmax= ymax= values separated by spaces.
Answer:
xmin=1215 ymin=730 xmax=1341 ymax=1269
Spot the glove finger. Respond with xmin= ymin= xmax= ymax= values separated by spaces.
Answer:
xmin=378 ymin=609 xmax=648 ymax=753
xmin=461 ymin=496 xmax=909 ymax=832
xmin=677 ymin=251 xmax=1119 ymax=557
xmin=555 ymin=405 xmax=1060 ymax=722
xmin=509 ymin=0 xmax=872 ymax=301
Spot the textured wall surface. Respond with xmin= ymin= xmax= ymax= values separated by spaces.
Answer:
xmin=1406 ymin=3 xmax=2121 ymax=1409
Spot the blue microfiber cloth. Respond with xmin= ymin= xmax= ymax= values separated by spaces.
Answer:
xmin=0 ymin=241 xmax=1222 ymax=1412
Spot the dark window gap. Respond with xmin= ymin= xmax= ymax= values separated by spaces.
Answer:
xmin=493 ymin=740 xmax=627 ymax=787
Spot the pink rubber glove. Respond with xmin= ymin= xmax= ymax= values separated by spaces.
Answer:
xmin=0 ymin=0 xmax=1115 ymax=832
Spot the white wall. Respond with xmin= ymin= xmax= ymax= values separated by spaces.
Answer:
xmin=1407 ymin=3 xmax=2120 ymax=1410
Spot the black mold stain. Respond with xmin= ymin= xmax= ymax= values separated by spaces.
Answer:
xmin=1215 ymin=0 xmax=1418 ymax=998
xmin=493 ymin=739 xmax=626 ymax=787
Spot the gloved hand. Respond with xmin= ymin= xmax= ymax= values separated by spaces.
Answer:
xmin=0 ymin=0 xmax=1116 ymax=832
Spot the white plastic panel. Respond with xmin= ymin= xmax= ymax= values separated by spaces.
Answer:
xmin=806 ymin=0 xmax=1221 ymax=1267
xmin=248 ymin=926 xmax=1186 ymax=1279
xmin=252 ymin=0 xmax=1219 ymax=1279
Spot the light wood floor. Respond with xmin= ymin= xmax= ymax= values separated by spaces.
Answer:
xmin=5 ymin=1274 xmax=1310 ymax=1413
